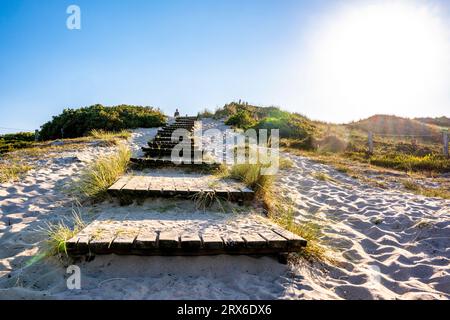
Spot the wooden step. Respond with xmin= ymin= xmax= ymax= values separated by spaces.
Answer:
xmin=142 ymin=147 xmax=203 ymax=157
xmin=107 ymin=175 xmax=254 ymax=201
xmin=66 ymin=215 xmax=307 ymax=257
xmin=147 ymin=141 xmax=195 ymax=148
xmin=130 ymin=157 xmax=220 ymax=168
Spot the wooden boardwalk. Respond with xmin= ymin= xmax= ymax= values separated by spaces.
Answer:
xmin=108 ymin=174 xmax=255 ymax=201
xmin=66 ymin=213 xmax=306 ymax=257
xmin=73 ymin=116 xmax=308 ymax=261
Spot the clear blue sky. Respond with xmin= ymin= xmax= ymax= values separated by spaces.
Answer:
xmin=1 ymin=0 xmax=449 ymax=133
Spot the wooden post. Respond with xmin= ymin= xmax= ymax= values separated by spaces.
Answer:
xmin=368 ymin=131 xmax=374 ymax=154
xmin=444 ymin=130 xmax=449 ymax=157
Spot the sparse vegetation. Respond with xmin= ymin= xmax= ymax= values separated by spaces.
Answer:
xmin=75 ymin=144 xmax=131 ymax=200
xmin=0 ymin=160 xmax=32 ymax=183
xmin=402 ymin=179 xmax=450 ymax=199
xmin=89 ymin=129 xmax=132 ymax=145
xmin=44 ymin=209 xmax=85 ymax=256
xmin=279 ymin=157 xmax=294 ymax=169
xmin=312 ymin=171 xmax=334 ymax=182
xmin=197 ymin=108 xmax=215 ymax=118
xmin=219 ymin=158 xmax=329 ymax=262
xmin=268 ymin=200 xmax=328 ymax=262
xmin=0 ymin=132 xmax=35 ymax=154
xmin=369 ymin=154 xmax=449 ymax=173
xmin=191 ymin=190 xmax=225 ymax=211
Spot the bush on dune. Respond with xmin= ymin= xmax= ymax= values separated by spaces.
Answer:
xmin=39 ymin=104 xmax=166 ymax=140
xmin=369 ymin=154 xmax=450 ymax=173
xmin=225 ymin=110 xmax=257 ymax=129
xmin=216 ymin=102 xmax=316 ymax=150
xmin=0 ymin=132 xmax=35 ymax=154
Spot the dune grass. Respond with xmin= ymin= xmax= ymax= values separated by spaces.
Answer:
xmin=267 ymin=200 xmax=328 ymax=262
xmin=220 ymin=160 xmax=329 ymax=262
xmin=89 ymin=129 xmax=131 ymax=145
xmin=75 ymin=144 xmax=131 ymax=200
xmin=402 ymin=179 xmax=450 ymax=199
xmin=279 ymin=157 xmax=294 ymax=169
xmin=44 ymin=210 xmax=85 ymax=256
xmin=0 ymin=160 xmax=32 ymax=183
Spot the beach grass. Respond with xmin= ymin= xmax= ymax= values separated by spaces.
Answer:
xmin=89 ymin=129 xmax=131 ymax=145
xmin=221 ymin=159 xmax=330 ymax=262
xmin=44 ymin=211 xmax=85 ymax=256
xmin=75 ymin=144 xmax=131 ymax=200
xmin=0 ymin=160 xmax=33 ymax=183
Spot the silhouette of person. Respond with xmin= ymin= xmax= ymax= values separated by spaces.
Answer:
xmin=174 ymin=108 xmax=180 ymax=117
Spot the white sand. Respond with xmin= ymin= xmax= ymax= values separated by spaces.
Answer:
xmin=0 ymin=122 xmax=449 ymax=300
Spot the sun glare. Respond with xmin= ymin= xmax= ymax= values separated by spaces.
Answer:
xmin=303 ymin=2 xmax=450 ymax=122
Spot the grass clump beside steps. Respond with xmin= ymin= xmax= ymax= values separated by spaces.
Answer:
xmin=44 ymin=209 xmax=85 ymax=256
xmin=220 ymin=160 xmax=329 ymax=262
xmin=75 ymin=144 xmax=131 ymax=200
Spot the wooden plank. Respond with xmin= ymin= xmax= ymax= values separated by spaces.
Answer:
xmin=180 ymin=234 xmax=202 ymax=250
xmin=134 ymin=177 xmax=150 ymax=193
xmin=89 ymin=233 xmax=115 ymax=253
xmin=201 ymin=234 xmax=224 ymax=250
xmin=242 ymin=234 xmax=267 ymax=249
xmin=158 ymin=231 xmax=179 ymax=249
xmin=108 ymin=176 xmax=131 ymax=191
xmin=111 ymin=231 xmax=139 ymax=251
xmin=134 ymin=231 xmax=158 ymax=249
xmin=66 ymin=236 xmax=79 ymax=252
xmin=122 ymin=176 xmax=142 ymax=191
xmin=222 ymin=234 xmax=245 ymax=250
xmin=258 ymin=231 xmax=288 ymax=249
xmin=76 ymin=235 xmax=90 ymax=253
xmin=271 ymin=228 xmax=307 ymax=248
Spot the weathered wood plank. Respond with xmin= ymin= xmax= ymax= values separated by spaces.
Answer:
xmin=111 ymin=231 xmax=139 ymax=251
xmin=66 ymin=236 xmax=79 ymax=252
xmin=123 ymin=176 xmax=143 ymax=191
xmin=271 ymin=228 xmax=307 ymax=248
xmin=134 ymin=231 xmax=158 ymax=249
xmin=180 ymin=234 xmax=202 ymax=250
xmin=222 ymin=234 xmax=246 ymax=250
xmin=258 ymin=231 xmax=288 ymax=249
xmin=89 ymin=233 xmax=115 ymax=253
xmin=242 ymin=234 xmax=267 ymax=249
xmin=76 ymin=235 xmax=91 ymax=253
xmin=201 ymin=234 xmax=224 ymax=250
xmin=158 ymin=231 xmax=180 ymax=249
xmin=108 ymin=176 xmax=132 ymax=191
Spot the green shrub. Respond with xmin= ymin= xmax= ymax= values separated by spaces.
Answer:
xmin=253 ymin=114 xmax=315 ymax=149
xmin=225 ymin=110 xmax=256 ymax=129
xmin=369 ymin=154 xmax=450 ymax=173
xmin=39 ymin=104 xmax=166 ymax=140
xmin=0 ymin=132 xmax=35 ymax=155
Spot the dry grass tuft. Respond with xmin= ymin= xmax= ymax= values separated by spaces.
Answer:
xmin=89 ymin=129 xmax=131 ymax=145
xmin=0 ymin=160 xmax=32 ymax=183
xmin=44 ymin=209 xmax=85 ymax=256
xmin=75 ymin=144 xmax=131 ymax=200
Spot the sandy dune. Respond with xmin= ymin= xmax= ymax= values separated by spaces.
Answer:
xmin=0 ymin=121 xmax=449 ymax=299
xmin=277 ymin=153 xmax=450 ymax=299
